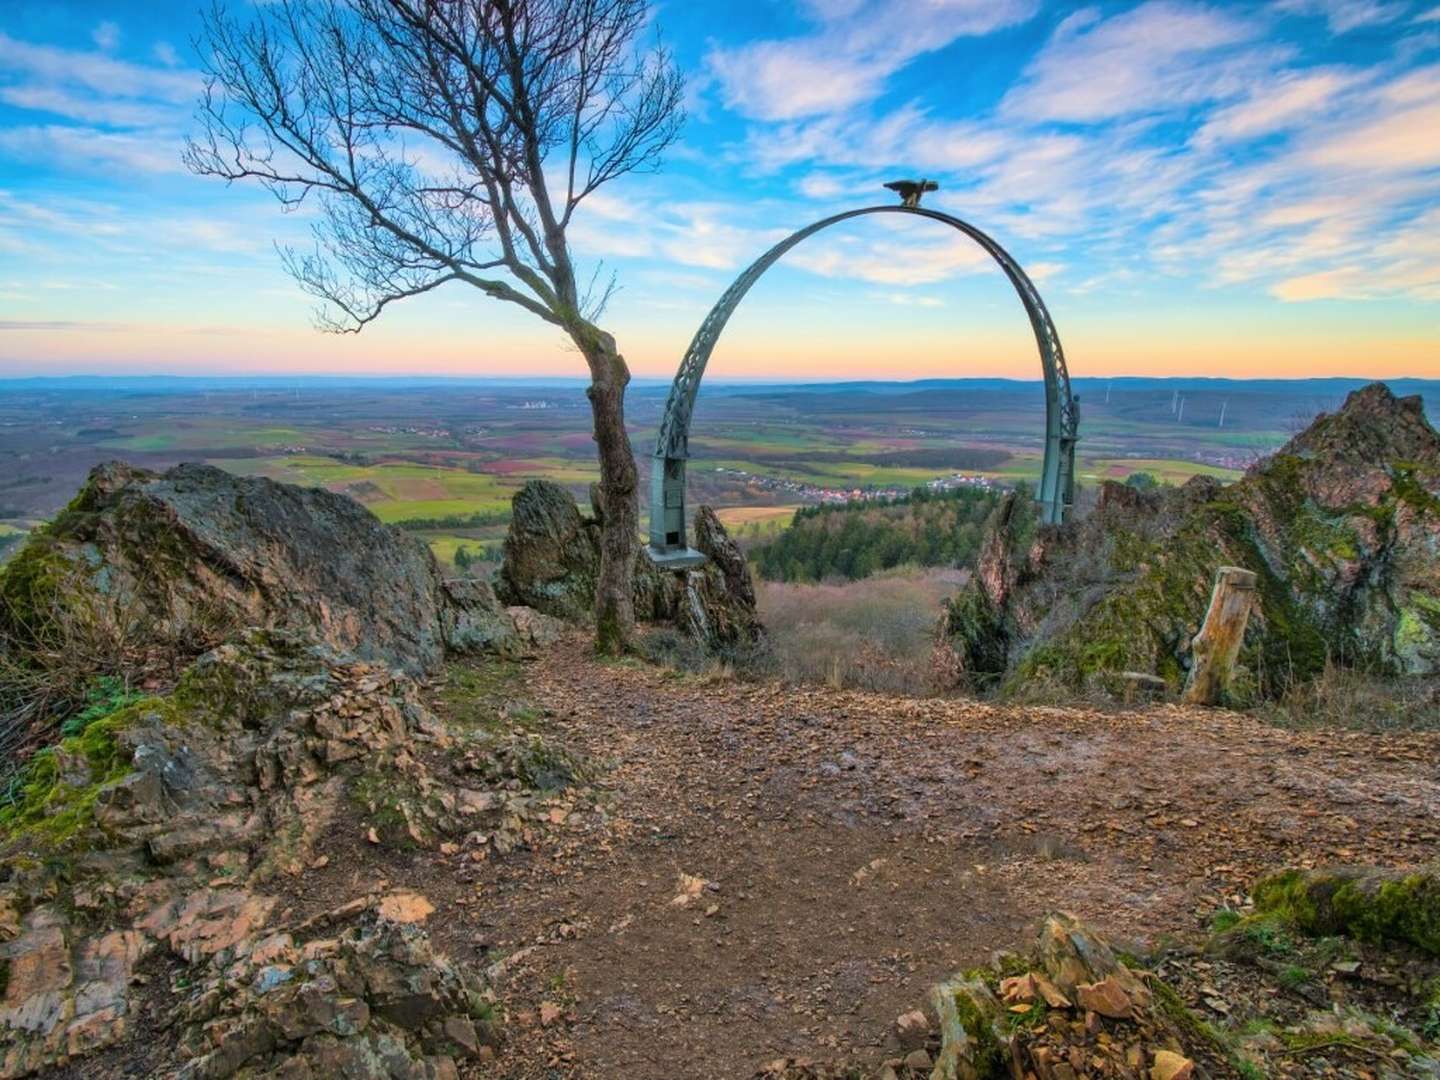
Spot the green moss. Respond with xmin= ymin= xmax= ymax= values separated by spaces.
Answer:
xmin=1391 ymin=464 xmax=1440 ymax=514
xmin=0 ymin=534 xmax=79 ymax=640
xmin=60 ymin=675 xmax=148 ymax=739
xmin=0 ymin=695 xmax=176 ymax=848
xmin=1211 ymin=909 xmax=1242 ymax=933
xmin=1278 ymin=964 xmax=1311 ymax=989
xmin=1254 ymin=868 xmax=1440 ymax=956
xmin=948 ymin=984 xmax=1007 ymax=1078
xmin=439 ymin=660 xmax=533 ymax=733
xmin=1421 ymin=978 xmax=1440 ymax=1041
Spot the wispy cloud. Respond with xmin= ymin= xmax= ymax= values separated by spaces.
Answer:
xmin=91 ymin=21 xmax=121 ymax=52
xmin=711 ymin=0 xmax=1440 ymax=306
xmin=0 ymin=32 xmax=196 ymax=104
xmin=1000 ymin=2 xmax=1270 ymax=123
xmin=1276 ymin=0 xmax=1409 ymax=34
xmin=706 ymin=0 xmax=1038 ymax=121
xmin=0 ymin=125 xmax=181 ymax=174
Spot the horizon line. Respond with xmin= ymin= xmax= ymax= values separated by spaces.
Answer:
xmin=4 ymin=373 xmax=1440 ymax=388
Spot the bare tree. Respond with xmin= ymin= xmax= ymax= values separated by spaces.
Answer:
xmin=185 ymin=0 xmax=683 ymax=653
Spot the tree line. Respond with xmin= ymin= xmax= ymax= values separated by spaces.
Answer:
xmin=753 ymin=486 xmax=1006 ymax=583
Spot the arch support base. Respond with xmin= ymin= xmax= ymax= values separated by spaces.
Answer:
xmin=646 ymin=453 xmax=707 ymax=567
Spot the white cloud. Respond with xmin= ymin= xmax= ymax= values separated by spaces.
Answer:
xmin=1275 ymin=0 xmax=1408 ymax=33
xmin=712 ymin=0 xmax=1440 ymax=306
xmin=0 ymin=125 xmax=182 ymax=174
xmin=796 ymin=173 xmax=848 ymax=200
xmin=1000 ymin=2 xmax=1269 ymax=123
xmin=788 ymin=220 xmax=993 ymax=285
xmin=1194 ymin=69 xmax=1361 ymax=144
xmin=0 ymin=85 xmax=175 ymax=127
xmin=707 ymin=0 xmax=1038 ymax=121
xmin=707 ymin=44 xmax=892 ymax=122
xmin=0 ymin=32 xmax=197 ymax=104
xmin=871 ymin=291 xmax=943 ymax=307
xmin=0 ymin=31 xmax=198 ymax=185
xmin=91 ymin=21 xmax=121 ymax=52
xmin=152 ymin=41 xmax=181 ymax=67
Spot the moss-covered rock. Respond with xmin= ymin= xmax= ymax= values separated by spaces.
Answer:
xmin=1253 ymin=866 xmax=1440 ymax=956
xmin=941 ymin=383 xmax=1440 ymax=697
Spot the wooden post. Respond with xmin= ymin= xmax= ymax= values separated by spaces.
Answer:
xmin=1183 ymin=566 xmax=1257 ymax=706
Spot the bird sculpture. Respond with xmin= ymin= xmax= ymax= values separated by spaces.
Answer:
xmin=883 ymin=178 xmax=938 ymax=207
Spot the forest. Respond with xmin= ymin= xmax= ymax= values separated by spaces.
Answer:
xmin=752 ymin=485 xmax=1008 ymax=582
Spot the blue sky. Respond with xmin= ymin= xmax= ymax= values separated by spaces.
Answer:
xmin=1 ymin=0 xmax=1438 ymax=380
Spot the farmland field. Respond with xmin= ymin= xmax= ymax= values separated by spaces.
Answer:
xmin=1 ymin=375 xmax=1433 ymax=570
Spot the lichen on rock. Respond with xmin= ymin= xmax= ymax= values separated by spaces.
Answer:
xmin=0 ymin=461 xmax=518 ymax=685
xmin=0 ymin=631 xmax=584 ymax=1076
xmin=940 ymin=382 xmax=1440 ymax=699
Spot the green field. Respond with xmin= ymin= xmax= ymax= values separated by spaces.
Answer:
xmin=0 ymin=378 xmax=1332 ymax=568
xmin=217 ymin=456 xmax=523 ymax=524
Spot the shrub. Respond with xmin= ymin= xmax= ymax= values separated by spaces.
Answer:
xmin=754 ymin=567 xmax=961 ymax=695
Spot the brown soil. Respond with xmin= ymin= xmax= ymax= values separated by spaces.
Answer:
xmin=412 ymin=638 xmax=1438 ymax=1079
xmin=51 ymin=637 xmax=1440 ymax=1079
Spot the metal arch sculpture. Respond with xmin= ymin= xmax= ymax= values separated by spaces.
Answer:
xmin=646 ymin=204 xmax=1079 ymax=566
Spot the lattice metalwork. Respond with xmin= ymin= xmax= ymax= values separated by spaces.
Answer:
xmin=647 ymin=205 xmax=1079 ymax=563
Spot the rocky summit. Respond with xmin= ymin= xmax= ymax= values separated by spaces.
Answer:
xmin=1 ymin=410 xmax=1439 ymax=1080
xmin=942 ymin=382 xmax=1440 ymax=701
xmin=0 ymin=462 xmax=515 ymax=679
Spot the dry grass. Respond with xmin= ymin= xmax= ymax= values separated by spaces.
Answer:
xmin=1258 ymin=661 xmax=1440 ymax=732
xmin=755 ymin=566 xmax=964 ymax=695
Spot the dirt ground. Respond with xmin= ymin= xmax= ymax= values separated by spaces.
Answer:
xmin=57 ymin=637 xmax=1438 ymax=1080
xmin=369 ymin=639 xmax=1439 ymax=1080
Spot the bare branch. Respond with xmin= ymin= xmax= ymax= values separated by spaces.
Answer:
xmin=188 ymin=0 xmax=683 ymax=337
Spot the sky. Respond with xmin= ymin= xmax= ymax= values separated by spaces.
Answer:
xmin=0 ymin=0 xmax=1438 ymax=382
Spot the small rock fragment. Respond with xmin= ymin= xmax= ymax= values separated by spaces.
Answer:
xmin=894 ymin=1009 xmax=929 ymax=1051
xmin=1151 ymin=1049 xmax=1195 ymax=1080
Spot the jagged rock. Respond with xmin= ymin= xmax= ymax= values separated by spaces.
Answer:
xmin=0 ymin=461 xmax=515 ymax=678
xmin=0 ymin=906 xmax=149 ymax=1077
xmin=0 ymin=631 xmax=582 ymax=1076
xmin=174 ymin=917 xmax=495 ymax=1079
xmin=676 ymin=506 xmax=765 ymax=649
xmin=496 ymin=479 xmax=601 ymax=621
xmin=894 ymin=1008 xmax=930 ymax=1051
xmin=439 ymin=578 xmax=520 ymax=656
xmin=929 ymin=974 xmax=1006 ymax=1080
xmin=496 ymin=479 xmax=762 ymax=649
xmin=505 ymin=605 xmax=566 ymax=650
xmin=941 ymin=382 xmax=1440 ymax=697
xmin=1150 ymin=1049 xmax=1194 ymax=1080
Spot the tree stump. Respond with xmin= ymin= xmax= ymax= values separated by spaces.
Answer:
xmin=1182 ymin=566 xmax=1257 ymax=705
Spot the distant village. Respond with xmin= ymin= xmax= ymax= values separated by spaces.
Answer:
xmin=711 ymin=465 xmax=1004 ymax=505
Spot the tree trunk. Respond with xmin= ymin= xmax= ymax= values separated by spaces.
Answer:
xmin=577 ymin=326 xmax=638 ymax=655
xmin=1183 ymin=565 xmax=1257 ymax=705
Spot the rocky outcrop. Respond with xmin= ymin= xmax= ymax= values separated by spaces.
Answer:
xmin=941 ymin=383 xmax=1440 ymax=700
xmin=496 ymin=480 xmax=763 ymax=650
xmin=174 ymin=915 xmax=497 ymax=1079
xmin=495 ymin=479 xmax=601 ymax=622
xmin=0 ymin=462 xmax=513 ymax=678
xmin=0 ymin=631 xmax=584 ymax=1076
